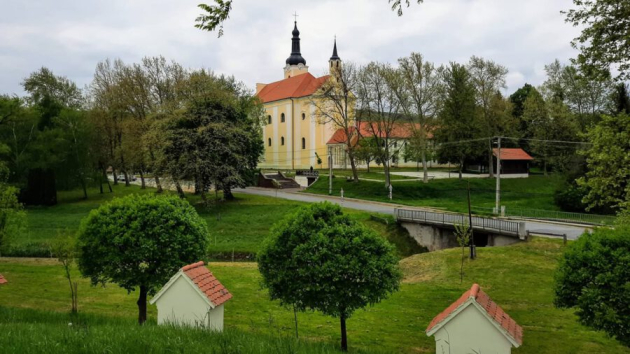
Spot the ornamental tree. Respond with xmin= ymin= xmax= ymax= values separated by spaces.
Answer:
xmin=258 ymin=202 xmax=401 ymax=352
xmin=554 ymin=222 xmax=630 ymax=346
xmin=77 ymin=194 xmax=209 ymax=324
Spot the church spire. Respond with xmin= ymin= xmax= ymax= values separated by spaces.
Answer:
xmin=330 ymin=38 xmax=340 ymax=61
xmin=286 ymin=21 xmax=306 ymax=66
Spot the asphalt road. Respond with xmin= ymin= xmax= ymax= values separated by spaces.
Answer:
xmin=234 ymin=187 xmax=591 ymax=240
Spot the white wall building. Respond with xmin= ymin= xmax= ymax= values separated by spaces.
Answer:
xmin=426 ymin=283 xmax=523 ymax=354
xmin=150 ymin=261 xmax=232 ymax=331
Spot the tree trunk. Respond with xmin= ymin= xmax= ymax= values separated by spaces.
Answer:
xmin=154 ymin=174 xmax=163 ymax=193
xmin=459 ymin=160 xmax=463 ymax=180
xmin=366 ymin=161 xmax=370 ymax=173
xmin=223 ymin=186 xmax=234 ymax=201
xmin=112 ymin=167 xmax=118 ymax=185
xmin=340 ymin=314 xmax=348 ymax=352
xmin=174 ymin=179 xmax=185 ymax=198
xmin=347 ymin=148 xmax=359 ymax=182
xmin=422 ymin=148 xmax=428 ymax=184
xmin=139 ymin=170 xmax=146 ymax=189
xmin=137 ymin=285 xmax=148 ymax=325
xmin=104 ymin=169 xmax=113 ymax=193
xmin=80 ymin=178 xmax=88 ymax=200
xmin=123 ymin=170 xmax=130 ymax=187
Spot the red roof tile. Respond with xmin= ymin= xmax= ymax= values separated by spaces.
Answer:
xmin=327 ymin=122 xmax=430 ymax=145
xmin=0 ymin=273 xmax=7 ymax=285
xmin=426 ymin=284 xmax=523 ymax=346
xmin=493 ymin=148 xmax=533 ymax=161
xmin=257 ymin=73 xmax=330 ymax=103
xmin=182 ymin=262 xmax=232 ymax=307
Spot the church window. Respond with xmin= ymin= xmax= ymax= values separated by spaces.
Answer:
xmin=281 ymin=113 xmax=285 ymax=123
xmin=267 ymin=115 xmax=271 ymax=124
xmin=302 ymin=138 xmax=306 ymax=149
xmin=268 ymin=138 xmax=272 ymax=146
xmin=302 ymin=113 xmax=306 ymax=120
xmin=281 ymin=137 xmax=285 ymax=146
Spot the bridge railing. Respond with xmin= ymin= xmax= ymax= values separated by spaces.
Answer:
xmin=395 ymin=209 xmax=524 ymax=237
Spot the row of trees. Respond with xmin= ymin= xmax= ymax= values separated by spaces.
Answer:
xmin=0 ymin=57 xmax=264 ymax=206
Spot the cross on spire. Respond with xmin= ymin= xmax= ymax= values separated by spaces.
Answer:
xmin=293 ymin=11 xmax=299 ymax=22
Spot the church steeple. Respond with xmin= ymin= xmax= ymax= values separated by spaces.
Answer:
xmin=330 ymin=38 xmax=340 ymax=61
xmin=284 ymin=20 xmax=309 ymax=79
xmin=329 ymin=38 xmax=342 ymax=75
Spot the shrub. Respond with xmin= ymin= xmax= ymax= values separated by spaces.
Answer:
xmin=554 ymin=224 xmax=630 ymax=346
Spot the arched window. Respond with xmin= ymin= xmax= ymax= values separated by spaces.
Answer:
xmin=302 ymin=137 xmax=306 ymax=149
xmin=281 ymin=113 xmax=285 ymax=123
xmin=302 ymin=113 xmax=306 ymax=120
xmin=268 ymin=138 xmax=272 ymax=146
xmin=267 ymin=115 xmax=271 ymax=124
xmin=281 ymin=137 xmax=285 ymax=146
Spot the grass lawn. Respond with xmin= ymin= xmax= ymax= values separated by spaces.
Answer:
xmin=11 ymin=184 xmax=421 ymax=259
xmin=0 ymin=238 xmax=627 ymax=353
xmin=306 ymin=175 xmax=563 ymax=214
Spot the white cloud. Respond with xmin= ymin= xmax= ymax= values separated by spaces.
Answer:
xmin=1 ymin=0 xmax=582 ymax=96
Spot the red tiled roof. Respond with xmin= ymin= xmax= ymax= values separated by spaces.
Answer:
xmin=426 ymin=284 xmax=523 ymax=346
xmin=327 ymin=126 xmax=359 ymax=145
xmin=257 ymin=73 xmax=330 ymax=103
xmin=493 ymin=148 xmax=533 ymax=161
xmin=182 ymin=261 xmax=232 ymax=307
xmin=327 ymin=122 xmax=430 ymax=145
xmin=0 ymin=273 xmax=7 ymax=285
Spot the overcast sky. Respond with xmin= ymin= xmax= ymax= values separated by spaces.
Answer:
xmin=1 ymin=0 xmax=581 ymax=96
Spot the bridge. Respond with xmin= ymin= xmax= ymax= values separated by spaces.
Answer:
xmin=395 ymin=208 xmax=528 ymax=251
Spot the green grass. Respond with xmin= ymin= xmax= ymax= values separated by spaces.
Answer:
xmin=11 ymin=185 xmax=420 ymax=259
xmin=306 ymin=175 xmax=563 ymax=213
xmin=0 ymin=238 xmax=627 ymax=353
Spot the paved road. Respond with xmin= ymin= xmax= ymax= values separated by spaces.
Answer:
xmin=235 ymin=187 xmax=591 ymax=240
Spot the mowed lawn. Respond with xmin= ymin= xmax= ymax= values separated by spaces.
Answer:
xmin=0 ymin=238 xmax=627 ymax=353
xmin=306 ymin=174 xmax=563 ymax=213
xmin=16 ymin=184 xmax=420 ymax=258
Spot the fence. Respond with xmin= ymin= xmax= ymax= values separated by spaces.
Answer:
xmin=472 ymin=206 xmax=617 ymax=226
xmin=395 ymin=209 xmax=524 ymax=237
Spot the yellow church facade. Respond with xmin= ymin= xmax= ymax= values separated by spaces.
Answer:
xmin=256 ymin=21 xmax=340 ymax=170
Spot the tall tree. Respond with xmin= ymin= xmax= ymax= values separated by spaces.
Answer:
xmin=467 ymin=56 xmax=509 ymax=177
xmin=564 ymin=0 xmax=630 ymax=81
xmin=610 ymin=83 xmax=630 ymax=115
xmin=434 ymin=63 xmax=484 ymax=179
xmin=356 ymin=62 xmax=402 ymax=187
xmin=311 ymin=61 xmax=360 ymax=182
xmin=394 ymin=53 xmax=443 ymax=183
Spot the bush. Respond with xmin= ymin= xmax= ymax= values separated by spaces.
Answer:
xmin=554 ymin=183 xmax=588 ymax=212
xmin=554 ymin=224 xmax=630 ymax=346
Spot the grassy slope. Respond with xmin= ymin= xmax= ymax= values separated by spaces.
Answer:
xmin=306 ymin=175 xmax=562 ymax=213
xmin=17 ymin=185 xmax=419 ymax=258
xmin=1 ymin=238 xmax=627 ymax=353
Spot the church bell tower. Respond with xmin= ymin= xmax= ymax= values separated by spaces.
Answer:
xmin=284 ymin=21 xmax=309 ymax=79
xmin=329 ymin=38 xmax=342 ymax=76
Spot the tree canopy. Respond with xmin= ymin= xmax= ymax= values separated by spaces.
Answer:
xmin=77 ymin=194 xmax=209 ymax=324
xmin=258 ymin=202 xmax=401 ymax=351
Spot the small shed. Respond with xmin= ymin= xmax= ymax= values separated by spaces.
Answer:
xmin=494 ymin=148 xmax=534 ymax=176
xmin=0 ymin=273 xmax=7 ymax=285
xmin=426 ymin=284 xmax=523 ymax=354
xmin=150 ymin=261 xmax=232 ymax=331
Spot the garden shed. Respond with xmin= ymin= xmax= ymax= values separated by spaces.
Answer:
xmin=150 ymin=261 xmax=232 ymax=331
xmin=426 ymin=283 xmax=523 ymax=354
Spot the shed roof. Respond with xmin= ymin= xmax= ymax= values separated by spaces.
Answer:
xmin=493 ymin=148 xmax=533 ymax=161
xmin=0 ymin=273 xmax=7 ymax=285
xmin=257 ymin=73 xmax=330 ymax=104
xmin=150 ymin=261 xmax=232 ymax=307
xmin=426 ymin=283 xmax=523 ymax=347
xmin=327 ymin=122 xmax=428 ymax=145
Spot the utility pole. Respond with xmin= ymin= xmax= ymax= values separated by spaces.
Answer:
xmin=328 ymin=146 xmax=333 ymax=195
xmin=495 ymin=136 xmax=502 ymax=215
xmin=467 ymin=181 xmax=475 ymax=259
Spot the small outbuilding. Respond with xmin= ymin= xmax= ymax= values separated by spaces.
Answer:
xmin=0 ymin=273 xmax=7 ymax=285
xmin=150 ymin=261 xmax=232 ymax=331
xmin=494 ymin=148 xmax=534 ymax=177
xmin=426 ymin=284 xmax=523 ymax=354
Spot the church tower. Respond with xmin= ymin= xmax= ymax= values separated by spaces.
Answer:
xmin=284 ymin=21 xmax=309 ymax=79
xmin=329 ymin=38 xmax=341 ymax=75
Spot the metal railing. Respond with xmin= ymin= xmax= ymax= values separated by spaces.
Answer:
xmin=296 ymin=170 xmax=319 ymax=177
xmin=472 ymin=206 xmax=617 ymax=226
xmin=395 ymin=209 xmax=524 ymax=237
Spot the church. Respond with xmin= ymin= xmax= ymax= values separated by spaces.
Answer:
xmin=256 ymin=21 xmax=340 ymax=170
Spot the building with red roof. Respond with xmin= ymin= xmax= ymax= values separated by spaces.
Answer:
xmin=426 ymin=283 xmax=523 ymax=354
xmin=256 ymin=21 xmax=342 ymax=170
xmin=150 ymin=261 xmax=232 ymax=331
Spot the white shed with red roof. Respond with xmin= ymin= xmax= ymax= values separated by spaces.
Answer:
xmin=426 ymin=283 xmax=523 ymax=354
xmin=150 ymin=261 xmax=232 ymax=331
